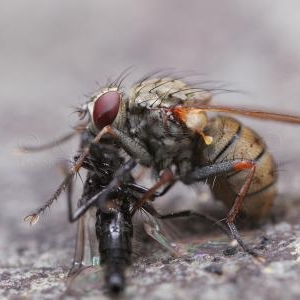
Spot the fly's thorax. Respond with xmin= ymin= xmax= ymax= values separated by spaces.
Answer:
xmin=128 ymin=106 xmax=175 ymax=139
xmin=128 ymin=77 xmax=212 ymax=110
xmin=126 ymin=103 xmax=196 ymax=171
xmin=127 ymin=76 xmax=213 ymax=149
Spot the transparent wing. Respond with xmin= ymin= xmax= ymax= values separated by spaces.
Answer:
xmin=184 ymin=103 xmax=300 ymax=124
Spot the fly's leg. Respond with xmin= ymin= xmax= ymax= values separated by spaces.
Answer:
xmin=131 ymin=160 xmax=258 ymax=257
xmin=182 ymin=160 xmax=260 ymax=257
xmin=132 ymin=169 xmax=175 ymax=212
xmin=133 ymin=161 xmax=255 ymax=214
xmin=100 ymin=126 xmax=153 ymax=165
xmin=23 ymin=129 xmax=103 ymax=224
xmin=124 ymin=181 xmax=175 ymax=198
xmin=225 ymin=163 xmax=257 ymax=257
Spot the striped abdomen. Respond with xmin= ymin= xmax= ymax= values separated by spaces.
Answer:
xmin=201 ymin=116 xmax=277 ymax=219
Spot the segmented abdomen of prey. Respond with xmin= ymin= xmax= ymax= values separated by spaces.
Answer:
xmin=201 ymin=116 xmax=277 ymax=219
xmin=96 ymin=204 xmax=133 ymax=293
xmin=128 ymin=77 xmax=212 ymax=109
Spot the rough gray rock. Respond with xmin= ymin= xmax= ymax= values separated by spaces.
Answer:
xmin=1 ymin=1 xmax=300 ymax=299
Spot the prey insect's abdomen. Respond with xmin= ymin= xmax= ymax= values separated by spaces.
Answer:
xmin=201 ymin=116 xmax=277 ymax=219
xmin=96 ymin=202 xmax=133 ymax=293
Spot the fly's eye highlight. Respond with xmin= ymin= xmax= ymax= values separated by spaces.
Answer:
xmin=93 ymin=91 xmax=121 ymax=129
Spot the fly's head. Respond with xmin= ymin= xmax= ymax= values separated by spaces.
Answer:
xmin=85 ymin=87 xmax=127 ymax=134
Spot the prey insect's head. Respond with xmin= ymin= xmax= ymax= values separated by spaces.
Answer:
xmin=87 ymin=87 xmax=126 ymax=133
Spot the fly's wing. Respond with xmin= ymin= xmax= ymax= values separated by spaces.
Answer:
xmin=67 ymin=266 xmax=103 ymax=294
xmin=143 ymin=219 xmax=183 ymax=257
xmin=85 ymin=207 xmax=99 ymax=265
xmin=185 ymin=103 xmax=300 ymax=125
xmin=68 ymin=206 xmax=99 ymax=277
xmin=168 ymin=102 xmax=300 ymax=146
xmin=67 ymin=170 xmax=100 ymax=277
xmin=67 ymin=207 xmax=104 ymax=293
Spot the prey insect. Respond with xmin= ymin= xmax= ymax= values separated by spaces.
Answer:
xmin=24 ymin=128 xmax=226 ymax=293
xmin=65 ymin=137 xmax=144 ymax=293
xmin=66 ymin=136 xmax=229 ymax=293
xmin=23 ymin=128 xmax=174 ymax=293
xmin=23 ymin=71 xmax=300 ymax=291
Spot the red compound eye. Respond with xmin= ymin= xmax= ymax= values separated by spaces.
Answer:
xmin=92 ymin=91 xmax=121 ymax=129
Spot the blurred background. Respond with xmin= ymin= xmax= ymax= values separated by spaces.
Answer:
xmin=1 ymin=0 xmax=300 ymax=298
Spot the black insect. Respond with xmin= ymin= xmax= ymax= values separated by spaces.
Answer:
xmin=24 ymin=128 xmax=179 ymax=293
xmin=67 ymin=132 xmax=137 ymax=293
